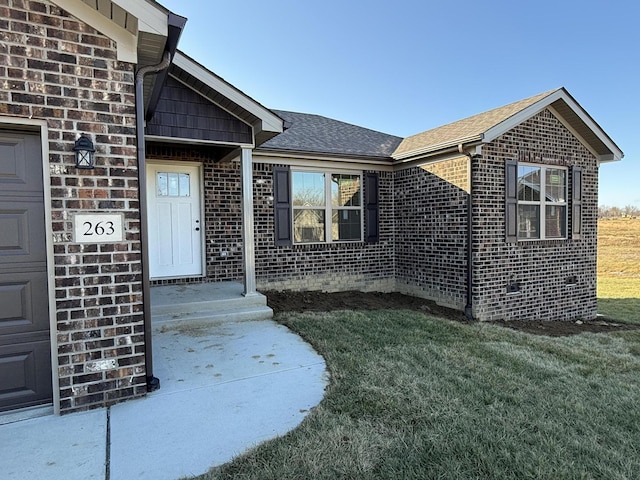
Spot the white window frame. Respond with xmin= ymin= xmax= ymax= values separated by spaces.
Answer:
xmin=517 ymin=163 xmax=568 ymax=241
xmin=291 ymin=168 xmax=363 ymax=244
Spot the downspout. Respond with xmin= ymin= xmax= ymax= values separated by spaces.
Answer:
xmin=135 ymin=51 xmax=171 ymax=392
xmin=459 ymin=144 xmax=475 ymax=320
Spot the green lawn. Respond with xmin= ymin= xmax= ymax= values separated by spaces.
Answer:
xmin=197 ymin=310 xmax=640 ymax=480
xmin=597 ymin=278 xmax=640 ymax=326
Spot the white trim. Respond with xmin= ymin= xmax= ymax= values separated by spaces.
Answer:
xmin=173 ymin=53 xmax=284 ymax=135
xmin=110 ymin=0 xmax=168 ymax=36
xmin=0 ymin=116 xmax=59 ymax=415
xmin=483 ymin=90 xmax=623 ymax=163
xmin=253 ymin=152 xmax=394 ymax=171
xmin=547 ymin=105 xmax=602 ymax=161
xmin=145 ymin=134 xmax=254 ymax=150
xmin=482 ymin=96 xmax=555 ymax=144
xmin=49 ymin=0 xmax=138 ymax=63
xmin=392 ymin=135 xmax=481 ymax=161
xmin=240 ymin=148 xmax=257 ymax=296
xmin=393 ymin=90 xmax=622 ymax=165
xmin=145 ymin=161 xmax=205 ymax=280
xmin=516 ymin=163 xmax=569 ymax=241
xmin=290 ymin=168 xmax=364 ymax=244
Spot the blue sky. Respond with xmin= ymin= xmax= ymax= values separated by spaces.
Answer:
xmin=160 ymin=0 xmax=638 ymax=208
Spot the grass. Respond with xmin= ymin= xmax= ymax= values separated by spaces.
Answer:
xmin=597 ymin=218 xmax=640 ymax=325
xmin=188 ymin=218 xmax=640 ymax=479
xmin=198 ymin=310 xmax=640 ymax=479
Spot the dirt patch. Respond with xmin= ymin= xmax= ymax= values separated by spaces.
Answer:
xmin=264 ymin=290 xmax=640 ymax=337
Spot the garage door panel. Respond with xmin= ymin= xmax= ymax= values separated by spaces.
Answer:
xmin=0 ymin=130 xmax=51 ymax=411
xmin=0 ymin=340 xmax=52 ymax=412
xmin=0 ymin=200 xmax=46 ymax=263
xmin=0 ymin=271 xmax=49 ymax=334
xmin=0 ymin=133 xmax=43 ymax=193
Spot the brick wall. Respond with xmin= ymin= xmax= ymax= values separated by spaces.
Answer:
xmin=394 ymin=158 xmax=469 ymax=309
xmin=472 ymin=109 xmax=598 ymax=321
xmin=1 ymin=0 xmax=145 ymax=412
xmin=253 ymin=162 xmax=396 ymax=292
xmin=146 ymin=144 xmax=245 ymax=285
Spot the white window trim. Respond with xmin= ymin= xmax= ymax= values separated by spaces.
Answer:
xmin=291 ymin=167 xmax=363 ymax=244
xmin=517 ymin=163 xmax=568 ymax=241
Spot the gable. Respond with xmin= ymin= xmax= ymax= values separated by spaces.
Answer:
xmin=393 ymin=88 xmax=623 ymax=165
xmin=145 ymin=76 xmax=253 ymax=145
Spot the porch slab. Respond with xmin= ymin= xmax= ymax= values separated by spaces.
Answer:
xmin=0 ymin=317 xmax=327 ymax=480
xmin=111 ymin=318 xmax=327 ymax=479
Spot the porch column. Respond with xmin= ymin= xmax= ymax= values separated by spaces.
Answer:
xmin=241 ymin=147 xmax=257 ymax=296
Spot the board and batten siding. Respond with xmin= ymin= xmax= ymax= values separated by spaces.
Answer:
xmin=145 ymin=75 xmax=252 ymax=146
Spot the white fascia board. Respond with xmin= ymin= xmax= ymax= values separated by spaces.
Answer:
xmin=556 ymin=93 xmax=624 ymax=162
xmin=546 ymin=105 xmax=602 ymax=161
xmin=174 ymin=52 xmax=284 ymax=135
xmin=253 ymin=151 xmax=394 ymax=171
xmin=111 ymin=0 xmax=168 ymax=36
xmin=481 ymin=90 xmax=565 ymax=144
xmin=392 ymin=135 xmax=482 ymax=162
xmin=145 ymin=134 xmax=254 ymax=149
xmin=51 ymin=0 xmax=139 ymax=63
xmin=483 ymin=90 xmax=623 ymax=163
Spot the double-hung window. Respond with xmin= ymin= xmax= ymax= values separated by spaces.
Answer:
xmin=291 ymin=170 xmax=362 ymax=243
xmin=506 ymin=160 xmax=582 ymax=242
xmin=517 ymin=164 xmax=568 ymax=240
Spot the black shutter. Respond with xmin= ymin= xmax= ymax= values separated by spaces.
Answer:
xmin=572 ymin=166 xmax=583 ymax=239
xmin=364 ymin=172 xmax=379 ymax=243
xmin=505 ymin=159 xmax=518 ymax=243
xmin=273 ymin=166 xmax=292 ymax=246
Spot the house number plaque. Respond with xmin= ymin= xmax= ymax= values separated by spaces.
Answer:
xmin=73 ymin=213 xmax=124 ymax=243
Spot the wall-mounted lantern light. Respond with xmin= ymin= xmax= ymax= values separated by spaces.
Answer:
xmin=74 ymin=134 xmax=95 ymax=169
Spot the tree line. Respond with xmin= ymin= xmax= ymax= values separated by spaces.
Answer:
xmin=599 ymin=205 xmax=640 ymax=218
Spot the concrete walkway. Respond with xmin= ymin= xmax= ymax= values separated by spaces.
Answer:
xmin=0 ymin=318 xmax=328 ymax=480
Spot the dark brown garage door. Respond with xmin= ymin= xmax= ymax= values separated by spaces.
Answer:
xmin=0 ymin=131 xmax=52 ymax=412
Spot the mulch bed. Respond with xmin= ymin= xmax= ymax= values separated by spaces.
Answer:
xmin=264 ymin=290 xmax=640 ymax=337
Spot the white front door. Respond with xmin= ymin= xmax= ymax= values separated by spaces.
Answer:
xmin=147 ymin=163 xmax=203 ymax=279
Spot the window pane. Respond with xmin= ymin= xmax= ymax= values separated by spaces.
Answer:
xmin=179 ymin=173 xmax=190 ymax=197
xmin=518 ymin=204 xmax=540 ymax=239
xmin=545 ymin=205 xmax=566 ymax=238
xmin=545 ymin=169 xmax=566 ymax=202
xmin=332 ymin=209 xmax=361 ymax=241
xmin=517 ymin=166 xmax=541 ymax=201
xmin=168 ymin=172 xmax=179 ymax=196
xmin=331 ymin=174 xmax=361 ymax=207
xmin=292 ymin=172 xmax=325 ymax=206
xmin=157 ymin=172 xmax=168 ymax=196
xmin=158 ymin=172 xmax=190 ymax=197
xmin=293 ymin=209 xmax=325 ymax=243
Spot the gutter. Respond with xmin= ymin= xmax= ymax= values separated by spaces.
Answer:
xmin=134 ymin=11 xmax=186 ymax=393
xmin=135 ymin=50 xmax=172 ymax=392
xmin=459 ymin=144 xmax=476 ymax=321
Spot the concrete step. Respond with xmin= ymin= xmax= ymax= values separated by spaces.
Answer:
xmin=152 ymin=305 xmax=274 ymax=327
xmin=150 ymin=282 xmax=273 ymax=327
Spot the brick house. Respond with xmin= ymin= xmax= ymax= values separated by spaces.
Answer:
xmin=0 ymin=0 xmax=622 ymax=415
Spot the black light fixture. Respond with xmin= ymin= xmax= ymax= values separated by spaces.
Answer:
xmin=74 ymin=133 xmax=95 ymax=169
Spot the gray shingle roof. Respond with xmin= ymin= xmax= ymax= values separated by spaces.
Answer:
xmin=258 ymin=110 xmax=402 ymax=159
xmin=393 ymin=90 xmax=560 ymax=158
